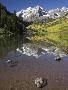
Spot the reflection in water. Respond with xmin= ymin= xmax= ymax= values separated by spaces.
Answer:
xmin=16 ymin=44 xmax=67 ymax=59
xmin=0 ymin=34 xmax=68 ymax=90
xmin=0 ymin=35 xmax=24 ymax=58
xmin=0 ymin=31 xmax=68 ymax=58
xmin=46 ymin=32 xmax=68 ymax=54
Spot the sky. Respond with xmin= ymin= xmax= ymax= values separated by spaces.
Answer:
xmin=0 ymin=0 xmax=68 ymax=12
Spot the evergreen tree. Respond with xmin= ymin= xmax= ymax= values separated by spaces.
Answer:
xmin=0 ymin=3 xmax=29 ymax=35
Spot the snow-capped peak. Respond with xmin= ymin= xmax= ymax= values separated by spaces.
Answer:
xmin=16 ymin=6 xmax=68 ymax=22
xmin=34 ymin=5 xmax=43 ymax=10
xmin=61 ymin=6 xmax=68 ymax=12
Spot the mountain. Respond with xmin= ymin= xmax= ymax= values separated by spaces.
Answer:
xmin=48 ymin=7 xmax=68 ymax=19
xmin=16 ymin=5 xmax=68 ymax=22
xmin=16 ymin=5 xmax=47 ymax=22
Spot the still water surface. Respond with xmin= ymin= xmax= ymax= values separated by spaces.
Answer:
xmin=0 ymin=34 xmax=68 ymax=90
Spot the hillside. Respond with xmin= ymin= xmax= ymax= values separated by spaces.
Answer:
xmin=27 ymin=16 xmax=68 ymax=31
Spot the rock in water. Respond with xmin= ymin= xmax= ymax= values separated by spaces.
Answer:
xmin=6 ymin=60 xmax=18 ymax=67
xmin=55 ymin=57 xmax=61 ymax=61
xmin=35 ymin=77 xmax=47 ymax=88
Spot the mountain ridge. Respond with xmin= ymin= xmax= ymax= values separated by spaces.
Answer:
xmin=16 ymin=5 xmax=68 ymax=22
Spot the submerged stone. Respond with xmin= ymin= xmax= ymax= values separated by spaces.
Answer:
xmin=35 ymin=77 xmax=47 ymax=88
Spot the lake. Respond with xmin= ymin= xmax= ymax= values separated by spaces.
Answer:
xmin=0 ymin=32 xmax=68 ymax=90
